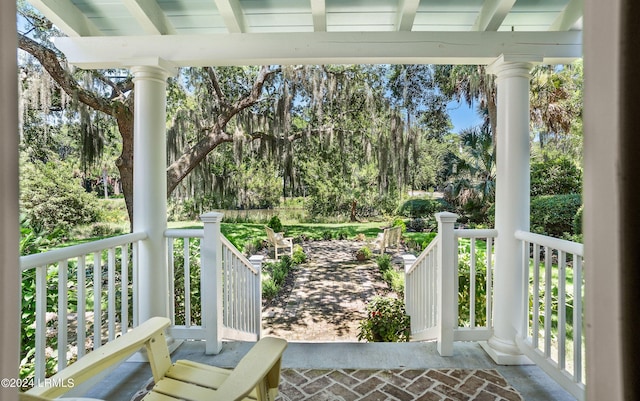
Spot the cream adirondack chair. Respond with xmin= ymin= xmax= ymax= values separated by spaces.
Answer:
xmin=265 ymin=227 xmax=293 ymax=259
xmin=20 ymin=317 xmax=287 ymax=401
xmin=373 ymin=226 xmax=402 ymax=253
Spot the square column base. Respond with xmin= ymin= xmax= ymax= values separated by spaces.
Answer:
xmin=480 ymin=341 xmax=534 ymax=365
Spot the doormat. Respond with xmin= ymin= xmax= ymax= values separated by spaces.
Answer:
xmin=131 ymin=368 xmax=523 ymax=401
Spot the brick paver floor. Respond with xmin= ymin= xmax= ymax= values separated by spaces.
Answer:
xmin=277 ymin=368 xmax=524 ymax=401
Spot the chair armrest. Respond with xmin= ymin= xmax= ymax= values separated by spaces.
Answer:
xmin=26 ymin=317 xmax=171 ymax=399
xmin=213 ymin=337 xmax=288 ymax=400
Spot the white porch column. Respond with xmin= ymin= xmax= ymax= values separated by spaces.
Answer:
xmin=131 ymin=64 xmax=171 ymax=322
xmin=200 ymin=212 xmax=224 ymax=354
xmin=483 ymin=55 xmax=536 ymax=364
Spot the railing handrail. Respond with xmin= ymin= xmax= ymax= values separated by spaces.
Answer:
xmin=408 ymin=235 xmax=440 ymax=275
xmin=20 ymin=232 xmax=148 ymax=271
xmin=164 ymin=228 xmax=257 ymax=275
xmin=221 ymin=236 xmax=258 ymax=275
xmin=164 ymin=228 xmax=204 ymax=238
xmin=515 ymin=230 xmax=584 ymax=256
xmin=455 ymin=228 xmax=498 ymax=239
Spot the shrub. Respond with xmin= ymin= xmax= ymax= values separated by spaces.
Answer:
xmin=457 ymin=246 xmax=488 ymax=327
xmin=358 ymin=296 xmax=410 ymax=342
xmin=356 ymin=246 xmax=372 ymax=261
xmin=376 ymin=254 xmax=392 ymax=272
xmin=531 ymin=157 xmax=582 ymax=196
xmin=267 ymin=215 xmax=283 ymax=233
xmin=20 ymin=160 xmax=100 ymax=236
xmin=376 ymin=254 xmax=404 ymax=294
xmin=530 ymin=194 xmax=582 ymax=237
xmin=407 ymin=218 xmax=427 ymax=232
xmin=397 ymin=198 xmax=445 ymax=218
xmin=391 ymin=218 xmax=407 ymax=233
xmin=292 ymin=245 xmax=307 ymax=264
xmin=322 ymin=230 xmax=333 ymax=240
xmin=573 ymin=205 xmax=583 ymax=235
xmin=262 ymin=279 xmax=279 ymax=300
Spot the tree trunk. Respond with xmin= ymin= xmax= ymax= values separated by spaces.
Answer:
xmin=114 ymin=110 xmax=135 ymax=230
xmin=350 ymin=200 xmax=358 ymax=222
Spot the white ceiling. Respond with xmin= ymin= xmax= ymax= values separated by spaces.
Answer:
xmin=27 ymin=0 xmax=583 ymax=68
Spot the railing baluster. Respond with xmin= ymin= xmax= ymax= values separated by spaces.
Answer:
xmin=121 ymin=245 xmax=129 ymax=333
xmin=35 ymin=265 xmax=47 ymax=382
xmin=486 ymin=237 xmax=493 ymax=329
xmin=521 ymin=241 xmax=529 ymax=341
xmin=470 ymin=239 xmax=476 ymax=328
xmin=77 ymin=256 xmax=87 ymax=358
xmin=167 ymin=238 xmax=175 ymax=325
xmin=558 ymin=251 xmax=567 ymax=370
xmin=132 ymin=241 xmax=139 ymax=327
xmin=184 ymin=237 xmax=191 ymax=327
xmin=58 ymin=259 xmax=69 ymax=371
xmin=544 ymin=246 xmax=552 ymax=358
xmin=573 ymin=254 xmax=583 ymax=383
xmin=93 ymin=251 xmax=101 ymax=349
xmin=532 ymin=243 xmax=541 ymax=349
xmin=108 ymin=248 xmax=116 ymax=341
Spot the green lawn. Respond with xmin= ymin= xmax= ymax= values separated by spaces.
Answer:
xmin=169 ymin=220 xmax=436 ymax=253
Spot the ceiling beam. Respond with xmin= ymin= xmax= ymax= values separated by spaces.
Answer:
xmin=122 ymin=0 xmax=176 ymax=35
xmin=472 ymin=0 xmax=516 ymax=31
xmin=28 ymin=0 xmax=102 ymax=37
xmin=55 ymin=31 xmax=582 ymax=69
xmin=549 ymin=0 xmax=583 ymax=31
xmin=310 ymin=0 xmax=326 ymax=32
xmin=213 ymin=0 xmax=247 ymax=33
xmin=396 ymin=0 xmax=420 ymax=31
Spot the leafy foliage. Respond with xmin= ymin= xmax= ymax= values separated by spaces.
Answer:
xmin=267 ymin=215 xmax=283 ymax=233
xmin=397 ymin=198 xmax=445 ymax=218
xmin=261 ymin=252 xmax=306 ymax=301
xmin=292 ymin=245 xmax=307 ymax=264
xmin=20 ymin=159 xmax=100 ymax=236
xmin=358 ymin=296 xmax=411 ymax=342
xmin=355 ymin=246 xmax=372 ymax=261
xmin=457 ymin=241 xmax=490 ymax=327
xmin=376 ymin=254 xmax=404 ymax=295
xmin=530 ymin=157 xmax=582 ymax=196
xmin=530 ymin=194 xmax=582 ymax=237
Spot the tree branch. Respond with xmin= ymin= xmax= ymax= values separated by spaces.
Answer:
xmin=18 ymin=33 xmax=118 ymax=116
xmin=166 ymin=66 xmax=281 ymax=195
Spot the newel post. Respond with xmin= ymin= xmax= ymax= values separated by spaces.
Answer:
xmin=200 ymin=212 xmax=224 ymax=354
xmin=249 ymin=255 xmax=265 ymax=339
xmin=436 ymin=212 xmax=458 ymax=356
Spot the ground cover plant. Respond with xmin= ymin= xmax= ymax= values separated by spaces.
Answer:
xmin=358 ymin=296 xmax=411 ymax=342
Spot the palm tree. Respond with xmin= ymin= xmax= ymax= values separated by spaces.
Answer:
xmin=446 ymin=125 xmax=496 ymax=221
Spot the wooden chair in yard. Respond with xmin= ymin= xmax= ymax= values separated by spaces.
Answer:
xmin=373 ymin=226 xmax=402 ymax=254
xmin=265 ymin=226 xmax=293 ymax=260
xmin=20 ymin=317 xmax=288 ymax=401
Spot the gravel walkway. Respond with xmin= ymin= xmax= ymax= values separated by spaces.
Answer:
xmin=262 ymin=240 xmax=406 ymax=341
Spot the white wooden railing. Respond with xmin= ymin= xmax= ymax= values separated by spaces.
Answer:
xmin=164 ymin=228 xmax=263 ymax=344
xmin=404 ymin=212 xmax=497 ymax=355
xmin=453 ymin=228 xmax=497 ymax=341
xmin=515 ymin=230 xmax=585 ymax=401
xmin=19 ymin=232 xmax=146 ymax=382
xmin=404 ymin=237 xmax=439 ymax=342
xmin=404 ymin=213 xmax=585 ymax=401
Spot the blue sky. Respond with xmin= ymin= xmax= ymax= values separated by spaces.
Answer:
xmin=447 ymin=100 xmax=483 ymax=133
